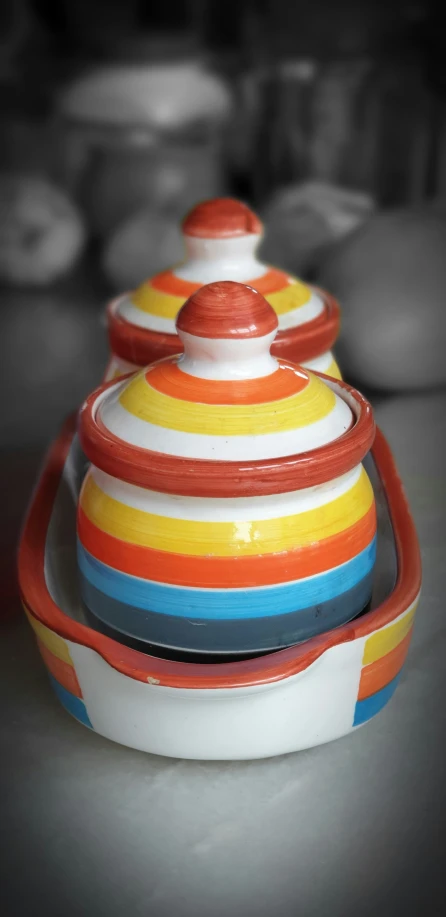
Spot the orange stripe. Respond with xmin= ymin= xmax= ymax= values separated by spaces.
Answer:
xmin=357 ymin=629 xmax=413 ymax=701
xmin=252 ymin=269 xmax=294 ymax=295
xmin=150 ymin=268 xmax=291 ymax=299
xmin=37 ymin=638 xmax=83 ymax=698
xmin=150 ymin=271 xmax=200 ymax=298
xmin=77 ymin=503 xmax=376 ymax=588
xmin=146 ymin=361 xmax=308 ymax=404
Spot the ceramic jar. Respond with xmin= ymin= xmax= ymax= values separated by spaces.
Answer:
xmin=56 ymin=64 xmax=233 ymax=238
xmin=79 ymin=281 xmax=376 ymax=656
xmin=105 ymin=197 xmax=341 ymax=381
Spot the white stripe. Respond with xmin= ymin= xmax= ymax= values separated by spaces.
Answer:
xmin=68 ymin=636 xmax=365 ymax=757
xmin=174 ymin=257 xmax=268 ymax=284
xmin=90 ymin=463 xmax=363 ymax=520
xmin=302 ymin=350 xmax=334 ymax=373
xmin=106 ymin=348 xmax=336 ymax=381
xmin=177 ymin=331 xmax=279 ymax=380
xmin=103 ymin=355 xmax=139 ymax=381
xmin=98 ymin=394 xmax=352 ymax=460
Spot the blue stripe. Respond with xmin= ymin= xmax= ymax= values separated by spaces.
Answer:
xmin=77 ymin=536 xmax=376 ymax=620
xmin=353 ymin=672 xmax=402 ymax=727
xmin=48 ymin=674 xmax=93 ymax=729
xmin=80 ymin=574 xmax=374 ymax=653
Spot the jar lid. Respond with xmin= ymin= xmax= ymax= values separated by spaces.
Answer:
xmin=58 ymin=64 xmax=232 ymax=131
xmin=111 ymin=197 xmax=340 ymax=365
xmin=84 ymin=281 xmax=373 ymax=497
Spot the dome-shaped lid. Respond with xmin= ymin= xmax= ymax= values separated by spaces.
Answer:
xmin=58 ymin=64 xmax=232 ymax=130
xmin=113 ymin=198 xmax=336 ymax=359
xmin=84 ymin=282 xmax=373 ymax=497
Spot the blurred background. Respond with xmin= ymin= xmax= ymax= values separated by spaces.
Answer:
xmin=1 ymin=0 xmax=446 ymax=596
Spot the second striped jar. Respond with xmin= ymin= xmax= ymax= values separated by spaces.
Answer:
xmin=105 ymin=197 xmax=341 ymax=382
xmin=78 ymin=281 xmax=376 ymax=655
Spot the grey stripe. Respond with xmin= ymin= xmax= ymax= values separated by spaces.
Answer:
xmin=80 ymin=573 xmax=374 ymax=655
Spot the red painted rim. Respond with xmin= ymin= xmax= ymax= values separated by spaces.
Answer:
xmin=107 ymin=288 xmax=341 ymax=367
xmin=272 ymin=288 xmax=340 ymax=362
xmin=78 ymin=373 xmax=375 ymax=496
xmin=107 ymin=296 xmax=181 ymax=366
xmin=18 ymin=415 xmax=422 ymax=689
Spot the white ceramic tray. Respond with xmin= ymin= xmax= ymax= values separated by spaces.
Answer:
xmin=18 ymin=415 xmax=421 ymax=760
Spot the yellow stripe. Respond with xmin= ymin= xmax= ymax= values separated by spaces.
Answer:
xmin=118 ymin=371 xmax=335 ymax=436
xmin=362 ymin=601 xmax=419 ymax=666
xmin=130 ymin=279 xmax=314 ymax=321
xmin=24 ymin=606 xmax=73 ymax=665
xmin=131 ymin=283 xmax=184 ymax=319
xmin=266 ymin=281 xmax=312 ymax=316
xmin=325 ymin=359 xmax=342 ymax=380
xmin=80 ymin=468 xmax=374 ymax=556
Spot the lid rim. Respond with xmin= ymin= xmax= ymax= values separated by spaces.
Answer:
xmin=107 ymin=289 xmax=341 ymax=366
xmin=78 ymin=374 xmax=375 ymax=497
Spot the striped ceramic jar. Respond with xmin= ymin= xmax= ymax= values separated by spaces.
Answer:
xmin=80 ymin=281 xmax=375 ymax=655
xmin=104 ymin=197 xmax=341 ymax=382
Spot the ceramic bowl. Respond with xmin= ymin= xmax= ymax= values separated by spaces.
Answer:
xmin=18 ymin=414 xmax=421 ymax=760
xmin=78 ymin=282 xmax=375 ymax=654
xmin=104 ymin=197 xmax=341 ymax=382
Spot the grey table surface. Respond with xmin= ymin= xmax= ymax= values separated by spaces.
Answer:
xmin=1 ymin=267 xmax=445 ymax=917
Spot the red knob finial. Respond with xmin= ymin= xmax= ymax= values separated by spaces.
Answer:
xmin=182 ymin=198 xmax=263 ymax=238
xmin=176 ymin=281 xmax=278 ymax=340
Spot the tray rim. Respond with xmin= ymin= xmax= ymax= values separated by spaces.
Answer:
xmin=18 ymin=414 xmax=421 ymax=690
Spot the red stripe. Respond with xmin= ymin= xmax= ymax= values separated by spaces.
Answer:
xmin=18 ymin=416 xmax=421 ymax=689
xmin=77 ymin=503 xmax=377 ymax=588
xmin=146 ymin=361 xmax=308 ymax=404
xmin=357 ymin=629 xmax=413 ymax=700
